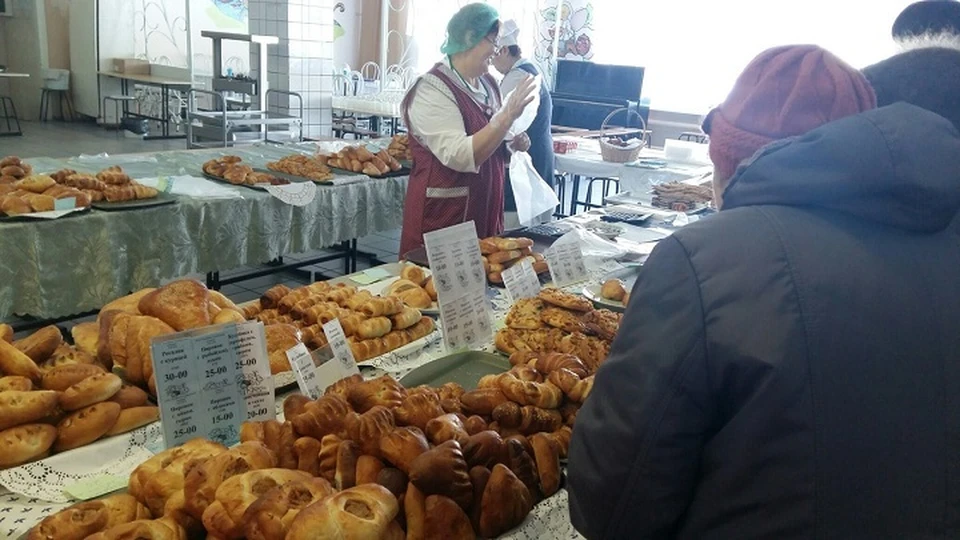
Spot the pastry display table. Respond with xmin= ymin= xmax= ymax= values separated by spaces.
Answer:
xmin=0 ymin=144 xmax=409 ymax=321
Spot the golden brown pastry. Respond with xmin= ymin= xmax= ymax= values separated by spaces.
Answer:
xmin=389 ymin=306 xmax=422 ymax=331
xmin=40 ymin=363 xmax=105 ymax=391
xmin=40 ymin=344 xmax=97 ymax=373
xmin=0 ymin=423 xmax=57 ymax=468
xmin=96 ymin=166 xmax=131 ymax=185
xmin=60 ymin=372 xmax=122 ymax=411
xmin=357 ymin=316 xmax=393 ymax=339
xmin=468 ymin=466 xmax=491 ymax=533
xmin=17 ymin=174 xmax=56 ymax=193
xmin=26 ymin=500 xmax=110 ymax=540
xmin=0 ymin=375 xmax=33 ymax=392
xmin=286 ymin=484 xmax=399 ymax=540
xmin=105 ymin=406 xmax=159 ymax=435
xmin=85 ymin=517 xmax=186 ymax=540
xmin=356 ymin=455 xmax=386 ymax=485
xmin=335 ymin=439 xmax=360 ymax=490
xmin=459 ymin=387 xmax=509 ymax=416
xmin=404 ymin=481 xmax=427 ymax=539
xmin=505 ymin=297 xmax=545 ymax=331
xmin=346 ymin=375 xmax=405 ymax=413
xmin=528 ymin=352 xmax=588 ymax=378
xmin=529 ymin=432 xmax=562 ymax=497
xmin=568 ymin=374 xmax=595 ymax=403
xmin=600 ymin=278 xmax=627 ymax=301
xmin=358 ymin=296 xmax=405 ymax=317
xmin=385 ymin=279 xmax=420 ymax=297
xmin=117 ymin=315 xmax=176 ymax=387
xmin=137 ymin=280 xmax=211 ymax=331
xmin=55 ymin=401 xmax=122 ymax=452
xmin=291 ymin=393 xmax=353 ymax=440
xmin=0 ymin=323 xmax=12 ymax=342
xmin=423 ymin=494 xmax=475 ymax=540
xmin=393 ymin=392 xmax=444 ymax=431
xmin=283 ymin=394 xmax=312 ymax=422
xmin=318 ymin=434 xmax=342 ymax=482
xmin=15 ymin=325 xmax=63 ymax=364
xmin=462 ymin=430 xmax=506 ymax=469
xmin=550 ymin=425 xmax=573 ymax=458
xmin=537 ymin=287 xmax=594 ymax=312
xmin=109 ymin=384 xmax=150 ymax=409
xmin=479 ymin=463 xmax=533 ymax=538
xmin=408 ymin=440 xmax=473 ymax=510
xmin=291 ymin=437 xmax=320 ymax=476
xmin=323 ymin=373 xmax=364 ymax=399
xmin=425 ymin=413 xmax=470 ymax=447
xmin=242 ymin=477 xmax=335 ymax=540
xmin=424 ymin=276 xmax=438 ymax=301
xmin=463 ymin=415 xmax=488 ymax=435
xmin=0 ymin=339 xmax=43 ymax=382
xmin=351 ymin=405 xmax=396 ymax=458
xmin=129 ymin=439 xmax=226 ymax=501
xmin=497 ymin=371 xmax=563 ymax=409
xmin=379 ymin=426 xmax=430 ymax=474
xmin=201 ymin=468 xmax=312 ymax=539
xmin=182 ymin=441 xmax=277 ymax=521
xmin=505 ymin=438 xmax=540 ymax=501
xmin=265 ymin=323 xmax=302 ymax=375
xmin=540 ymin=306 xmax=587 ymax=333
xmin=394 ymin=286 xmax=432 ymax=309
xmin=259 ymin=285 xmax=292 ymax=310
xmin=265 ymin=420 xmax=299 ymax=471
xmin=399 ymin=264 xmax=428 ymax=286
xmin=0 ymin=390 xmax=60 ymax=430
xmin=492 ymin=402 xmax=563 ymax=435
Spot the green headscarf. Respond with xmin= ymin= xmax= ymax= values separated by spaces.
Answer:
xmin=440 ymin=3 xmax=500 ymax=56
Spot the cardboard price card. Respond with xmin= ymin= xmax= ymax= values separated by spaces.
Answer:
xmin=438 ymin=293 xmax=493 ymax=352
xmin=322 ymin=318 xmax=360 ymax=373
xmin=286 ymin=342 xmax=321 ymax=399
xmin=545 ymin=241 xmax=589 ymax=287
xmin=151 ymin=321 xmax=276 ymax=449
xmin=423 ymin=221 xmax=487 ymax=303
xmin=501 ymin=258 xmax=541 ymax=303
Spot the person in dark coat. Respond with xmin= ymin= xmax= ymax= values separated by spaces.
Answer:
xmin=892 ymin=0 xmax=960 ymax=46
xmin=566 ymin=45 xmax=960 ymax=538
xmin=863 ymin=47 xmax=960 ymax=130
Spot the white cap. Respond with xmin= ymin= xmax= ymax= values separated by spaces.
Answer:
xmin=500 ymin=19 xmax=520 ymax=48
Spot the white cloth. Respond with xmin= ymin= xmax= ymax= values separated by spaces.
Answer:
xmin=406 ymin=59 xmax=502 ymax=174
xmin=500 ymin=19 xmax=520 ymax=47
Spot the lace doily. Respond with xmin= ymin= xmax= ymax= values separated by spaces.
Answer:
xmin=0 ymin=422 xmax=163 ymax=503
xmin=504 ymin=489 xmax=583 ymax=540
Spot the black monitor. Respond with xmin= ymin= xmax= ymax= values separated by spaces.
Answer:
xmin=553 ymin=59 xmax=644 ymax=102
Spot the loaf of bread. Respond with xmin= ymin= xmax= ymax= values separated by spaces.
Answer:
xmin=285 ymin=484 xmax=400 ymax=540
xmin=0 ymin=423 xmax=57 ymax=468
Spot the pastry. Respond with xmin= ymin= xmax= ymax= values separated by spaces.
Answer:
xmin=0 ymin=194 xmax=31 ymax=215
xmin=488 ymin=249 xmax=525 ymax=265
xmin=468 ymin=466 xmax=490 ymax=533
xmin=242 ymin=477 xmax=335 ymax=540
xmin=390 ymin=306 xmax=422 ymax=331
xmin=479 ymin=464 xmax=533 ymax=538
xmin=492 ymin=402 xmax=563 ymax=435
xmin=109 ymin=384 xmax=150 ymax=409
xmin=558 ymin=332 xmax=611 ymax=372
xmin=40 ymin=345 xmax=97 ymax=373
xmin=464 ymin=415 xmax=488 ymax=435
xmin=265 ymin=324 xmax=301 ymax=375
xmin=335 ymin=440 xmax=360 ymax=490
xmin=540 ymin=306 xmax=586 ymax=333
xmin=182 ymin=441 xmax=277 ymax=521
xmin=582 ymin=308 xmax=622 ymax=342
xmin=357 ymin=317 xmax=393 ymax=339
xmin=129 ymin=439 xmax=226 ymax=501
xmin=379 ymin=426 xmax=430 ymax=474
xmin=394 ymin=392 xmax=444 ymax=431
xmin=291 ymin=393 xmax=353 ymax=440
xmin=424 ymin=494 xmax=475 ymax=540
xmin=0 ymin=323 xmax=11 ymax=342
xmin=395 ymin=286 xmax=432 ymax=309
xmin=260 ymin=285 xmax=291 ymax=310
xmin=0 ymin=390 xmax=60 ymax=430
xmin=84 ymin=517 xmax=186 ymax=540
xmin=54 ymin=402 xmax=122 ymax=452
xmin=529 ymin=433 xmax=562 ymax=497
xmin=323 ymin=374 xmax=363 ymax=399
xmin=528 ymin=352 xmax=588 ymax=378
xmin=137 ymin=280 xmax=211 ymax=331
xmin=346 ymin=375 xmax=405 ymax=413
xmin=0 ymin=339 xmax=43 ymax=382
xmin=356 ymin=455 xmax=386 ymax=485
xmin=0 ymin=423 xmax=57 ymax=468
xmin=497 ymin=370 xmax=564 ymax=409
xmin=283 ymin=394 xmax=312 ymax=422
xmin=459 ymin=387 xmax=509 ymax=416
xmin=105 ymin=406 xmax=159 ymax=435
xmin=41 ymin=363 xmax=105 ymax=392
xmin=376 ymin=467 xmax=408 ymax=499
xmin=293 ymin=436 xmax=321 ymax=476
xmin=17 ymin=175 xmax=56 ymax=193
xmin=318 ymin=434 xmax=342 ymax=482
xmin=60 ymin=372 xmax=123 ymax=411
xmin=505 ymin=297 xmax=545 ymax=331
xmin=600 ymin=278 xmax=627 ymax=301
xmin=537 ymin=288 xmax=594 ymax=312
xmin=0 ymin=375 xmax=33 ymax=392
xmin=201 ymin=468 xmax=312 ymax=539
xmin=424 ymin=276 xmax=438 ymax=301
xmin=102 ymin=184 xmax=159 ymax=202
xmin=493 ymin=237 xmax=534 ymax=251
xmin=23 ymin=192 xmax=56 ymax=212
xmin=15 ymin=325 xmax=63 ymax=363
xmin=408 ymin=440 xmax=473 ymax=510
xmin=505 ymin=438 xmax=541 ymax=501
xmin=350 ymin=405 xmax=396 ymax=458
xmin=425 ymin=413 xmax=470 ymax=447
xmin=285 ymin=484 xmax=399 ymax=540
xmin=358 ymin=296 xmax=404 ymax=317
xmin=26 ymin=500 xmax=109 ymax=540
xmin=119 ymin=316 xmax=176 ymax=387
xmin=399 ymin=264 xmax=427 ymax=286
xmin=462 ymin=430 xmax=506 ymax=469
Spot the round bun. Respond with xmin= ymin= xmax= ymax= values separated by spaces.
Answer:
xmin=400 ymin=264 xmax=427 ymax=286
xmin=396 ymin=287 xmax=432 ymax=310
xmin=600 ymin=279 xmax=627 ymax=302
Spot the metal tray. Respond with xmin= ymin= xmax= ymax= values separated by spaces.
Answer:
xmin=91 ymin=192 xmax=178 ymax=211
xmin=399 ymin=351 xmax=511 ymax=389
xmin=582 ymin=265 xmax=642 ymax=313
xmin=256 ymin=167 xmax=364 ymax=186
xmin=328 ymin=165 xmax=411 ymax=179
xmin=201 ymin=171 xmax=298 ymax=191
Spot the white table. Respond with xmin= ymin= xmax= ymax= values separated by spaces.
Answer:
xmin=0 ymin=72 xmax=30 ymax=136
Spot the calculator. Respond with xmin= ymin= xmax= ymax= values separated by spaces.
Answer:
xmin=600 ymin=211 xmax=654 ymax=225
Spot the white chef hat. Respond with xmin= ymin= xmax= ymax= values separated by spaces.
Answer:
xmin=500 ymin=19 xmax=520 ymax=48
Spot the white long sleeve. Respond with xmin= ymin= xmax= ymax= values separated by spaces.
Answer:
xmin=406 ymin=77 xmax=479 ymax=174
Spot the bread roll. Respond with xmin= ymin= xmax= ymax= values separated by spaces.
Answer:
xmin=60 ymin=372 xmax=122 ymax=411
xmin=97 ymin=289 xmax=154 ymax=322
xmin=40 ymin=345 xmax=97 ymax=373
xmin=0 ymin=339 xmax=42 ymax=382
xmin=265 ymin=323 xmax=301 ymax=375
xmin=283 ymin=394 xmax=312 ymax=422
xmin=358 ymin=296 xmax=404 ymax=317
xmin=395 ymin=287 xmax=432 ymax=309
xmin=389 ymin=306 xmax=422 ymax=331
xmin=335 ymin=440 xmax=360 ymax=490
xmin=394 ymin=392 xmax=444 ymax=431
xmin=105 ymin=406 xmax=159 ymax=436
xmin=409 ymin=440 xmax=473 ymax=510
xmin=41 ymin=363 xmax=105 ymax=392
xmin=123 ymin=316 xmax=176 ymax=386
xmin=242 ymin=477 xmax=335 ymax=540
xmin=84 ymin=517 xmax=185 ymax=540
xmin=356 ymin=455 xmax=386 ymax=485
xmin=285 ymin=484 xmax=399 ymax=540
xmin=55 ymin=402 xmax=122 ymax=452
xmin=399 ymin=264 xmax=427 ymax=286
xmin=14 ymin=325 xmax=63 ymax=363
xmin=600 ymin=278 xmax=627 ymax=301
xmin=212 ymin=308 xmax=245 ymax=325
xmin=357 ymin=317 xmax=393 ymax=339
xmin=26 ymin=500 xmax=109 ymax=540
xmin=0 ymin=423 xmax=57 ymax=468
xmin=529 ymin=432 xmax=562 ymax=497
xmin=109 ymin=384 xmax=150 ymax=409
xmin=0 ymin=375 xmax=33 ymax=392
xmin=479 ymin=464 xmax=533 ymax=538
xmin=384 ymin=279 xmax=420 ymax=297
xmin=379 ymin=426 xmax=430 ymax=475
xmin=137 ymin=280 xmax=211 ymax=331
xmin=494 ymin=237 xmax=534 ymax=251
xmin=182 ymin=441 xmax=277 ymax=521
xmin=17 ymin=175 xmax=56 ymax=193
xmin=0 ymin=323 xmax=12 ymax=343
xmin=201 ymin=468 xmax=311 ymax=539
xmin=424 ymin=494 xmax=475 ymax=540
xmin=424 ymin=276 xmax=437 ymax=301
xmin=0 ymin=390 xmax=60 ymax=430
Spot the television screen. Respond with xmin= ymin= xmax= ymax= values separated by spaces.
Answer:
xmin=554 ymin=60 xmax=644 ymax=102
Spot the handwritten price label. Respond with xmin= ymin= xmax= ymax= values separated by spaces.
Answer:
xmin=287 ymin=343 xmax=322 ymax=399
xmin=545 ymin=241 xmax=589 ymax=287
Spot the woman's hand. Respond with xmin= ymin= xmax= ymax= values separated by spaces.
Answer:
xmin=502 ymin=75 xmax=537 ymax=123
xmin=509 ymin=132 xmax=531 ymax=152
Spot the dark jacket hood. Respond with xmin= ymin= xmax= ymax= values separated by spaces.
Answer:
xmin=722 ymin=102 xmax=960 ymax=233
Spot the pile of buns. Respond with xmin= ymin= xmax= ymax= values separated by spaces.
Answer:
xmin=266 ymin=154 xmax=334 ymax=183
xmin=246 ymin=274 xmax=437 ymax=365
xmin=600 ymin=278 xmax=630 ymax=305
xmin=322 ymin=144 xmax=402 ymax=177
xmin=386 ymin=134 xmax=413 ymax=162
xmin=495 ymin=288 xmax=622 ymax=371
xmin=202 ymin=155 xmax=287 ymax=186
xmin=0 ymin=155 xmax=33 ymax=182
xmin=0 ymin=324 xmax=159 ymax=470
xmin=383 ymin=263 xmax=437 ymax=310
xmin=480 ymin=236 xmax=550 ymax=285
xmin=0 ymin=174 xmax=94 ymax=216
xmin=49 ymin=166 xmax=160 ymax=203
xmin=31 ymin=358 xmax=591 ymax=539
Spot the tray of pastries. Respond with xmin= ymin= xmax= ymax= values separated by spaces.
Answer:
xmin=26 ymin=354 xmax=597 ymax=539
xmin=339 ymin=263 xmax=440 ymax=316
xmin=265 ymin=153 xmax=336 ymax=183
xmin=480 ymin=236 xmax=550 ymax=285
xmin=49 ymin=166 xmax=173 ymax=211
xmin=244 ymin=278 xmax=438 ymax=365
xmin=386 ymin=133 xmax=414 ymax=165
xmin=0 ymin=174 xmax=93 ymax=219
xmin=201 ymin=155 xmax=293 ymax=189
xmin=322 ymin=144 xmax=409 ymax=178
xmin=582 ymin=265 xmax=640 ymax=313
xmin=651 ymin=180 xmax=714 ymax=213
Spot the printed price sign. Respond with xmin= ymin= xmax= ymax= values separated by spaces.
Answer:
xmin=287 ymin=342 xmax=321 ymax=399
xmin=438 ymin=293 xmax=493 ymax=352
xmin=501 ymin=259 xmax=541 ymax=303
xmin=322 ymin=318 xmax=360 ymax=373
xmin=423 ymin=221 xmax=487 ymax=303
xmin=545 ymin=241 xmax=589 ymax=287
xmin=151 ymin=321 xmax=276 ymax=449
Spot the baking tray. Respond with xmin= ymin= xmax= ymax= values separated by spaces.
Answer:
xmin=201 ymin=172 xmax=299 ymax=191
xmin=91 ymin=192 xmax=178 ymax=211
xmin=399 ymin=351 xmax=511 ymax=389
xmin=582 ymin=265 xmax=641 ymax=313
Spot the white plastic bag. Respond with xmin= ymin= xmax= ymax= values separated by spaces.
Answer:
xmin=501 ymin=74 xmax=542 ymax=140
xmin=509 ymin=151 xmax=559 ymax=226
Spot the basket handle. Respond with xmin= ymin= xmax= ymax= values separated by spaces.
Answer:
xmin=600 ymin=107 xmax=649 ymax=148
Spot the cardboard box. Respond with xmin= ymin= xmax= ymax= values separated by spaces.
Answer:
xmin=112 ymin=58 xmax=150 ymax=75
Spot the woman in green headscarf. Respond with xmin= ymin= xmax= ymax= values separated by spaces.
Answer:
xmin=399 ymin=3 xmax=537 ymax=256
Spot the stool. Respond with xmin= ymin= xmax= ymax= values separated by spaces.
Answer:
xmin=39 ymin=88 xmax=75 ymax=122
xmin=0 ymin=96 xmax=22 ymax=136
xmin=102 ymin=95 xmax=139 ymax=137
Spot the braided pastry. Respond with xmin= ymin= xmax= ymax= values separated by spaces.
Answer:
xmin=491 ymin=402 xmax=563 ymax=435
xmin=528 ymin=352 xmax=588 ymax=378
xmin=497 ymin=371 xmax=563 ymax=409
xmin=546 ymin=367 xmax=581 ymax=396
xmin=63 ymin=173 xmax=106 ymax=191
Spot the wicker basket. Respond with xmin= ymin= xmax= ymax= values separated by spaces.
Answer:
xmin=599 ymin=107 xmax=649 ymax=163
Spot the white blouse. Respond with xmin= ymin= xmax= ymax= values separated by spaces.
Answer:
xmin=406 ymin=59 xmax=503 ymax=174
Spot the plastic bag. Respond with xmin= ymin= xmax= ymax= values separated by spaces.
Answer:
xmin=509 ymin=151 xmax=559 ymax=226
xmin=501 ymin=74 xmax=542 ymax=140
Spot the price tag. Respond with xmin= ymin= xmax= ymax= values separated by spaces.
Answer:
xmin=322 ymin=318 xmax=359 ymax=373
xmin=423 ymin=221 xmax=487 ymax=303
xmin=151 ymin=321 xmax=276 ymax=449
xmin=54 ymin=197 xmax=77 ymax=211
xmin=501 ymin=259 xmax=541 ymax=303
xmin=545 ymin=241 xmax=589 ymax=287
xmin=438 ymin=293 xmax=493 ymax=352
xmin=286 ymin=343 xmax=321 ymax=399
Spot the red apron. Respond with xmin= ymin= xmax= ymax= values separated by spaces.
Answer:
xmin=399 ymin=65 xmax=506 ymax=256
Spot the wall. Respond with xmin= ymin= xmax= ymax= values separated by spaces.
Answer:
xmin=43 ymin=0 xmax=68 ymax=69
xmin=332 ymin=0 xmax=361 ymax=71
xmin=2 ymin=0 xmax=45 ymax=119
